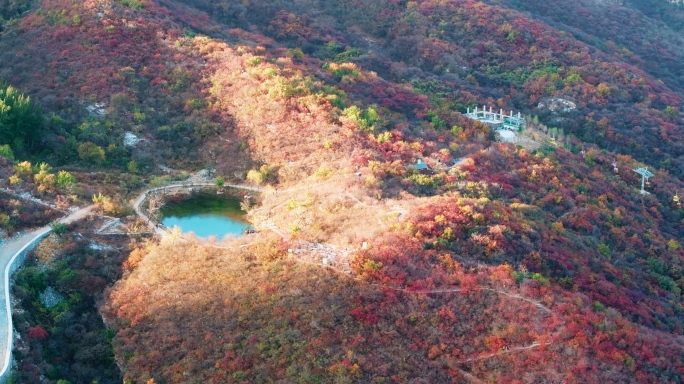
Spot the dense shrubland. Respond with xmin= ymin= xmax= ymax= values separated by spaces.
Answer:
xmin=0 ymin=156 xmax=77 ymax=236
xmin=0 ymin=0 xmax=683 ymax=382
xmin=0 ymin=0 xmax=34 ymax=31
xmin=10 ymin=229 xmax=129 ymax=383
xmin=0 ymin=190 xmax=59 ymax=235
xmin=175 ymin=0 xmax=684 ymax=177
xmin=0 ymin=0 xmax=246 ymax=172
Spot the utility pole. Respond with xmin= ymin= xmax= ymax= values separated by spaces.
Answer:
xmin=633 ymin=167 xmax=654 ymax=194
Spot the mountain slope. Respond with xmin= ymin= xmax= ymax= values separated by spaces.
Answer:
xmin=174 ymin=0 xmax=684 ymax=172
xmin=0 ymin=0 xmax=683 ymax=382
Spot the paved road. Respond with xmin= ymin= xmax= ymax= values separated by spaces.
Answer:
xmin=0 ymin=182 xmax=263 ymax=379
xmin=0 ymin=205 xmax=93 ymax=380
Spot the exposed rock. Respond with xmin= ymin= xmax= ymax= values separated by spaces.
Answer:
xmin=497 ymin=129 xmax=517 ymax=143
xmin=124 ymin=132 xmax=144 ymax=147
xmin=537 ymin=97 xmax=577 ymax=113
xmin=89 ymin=241 xmax=114 ymax=250
xmin=292 ymin=241 xmax=351 ymax=273
xmin=593 ymin=0 xmax=623 ymax=5
xmin=39 ymin=287 xmax=65 ymax=309
xmin=187 ymin=169 xmax=214 ymax=183
xmin=86 ymin=103 xmax=107 ymax=116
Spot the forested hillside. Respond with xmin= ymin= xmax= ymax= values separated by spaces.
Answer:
xmin=177 ymin=0 xmax=684 ymax=176
xmin=0 ymin=0 xmax=683 ymax=382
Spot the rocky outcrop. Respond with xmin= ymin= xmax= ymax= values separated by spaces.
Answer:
xmin=537 ymin=97 xmax=577 ymax=113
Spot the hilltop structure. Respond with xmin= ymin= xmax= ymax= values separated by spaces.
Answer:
xmin=464 ymin=106 xmax=526 ymax=131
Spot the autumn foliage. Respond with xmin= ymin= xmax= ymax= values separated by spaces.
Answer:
xmin=0 ymin=0 xmax=683 ymax=382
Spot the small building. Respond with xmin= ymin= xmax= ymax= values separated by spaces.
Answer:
xmin=406 ymin=159 xmax=434 ymax=175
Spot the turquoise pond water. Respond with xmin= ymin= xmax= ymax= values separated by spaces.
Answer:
xmin=159 ymin=193 xmax=250 ymax=238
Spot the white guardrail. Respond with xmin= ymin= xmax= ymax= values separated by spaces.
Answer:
xmin=0 ymin=181 xmax=262 ymax=381
xmin=0 ymin=227 xmax=53 ymax=382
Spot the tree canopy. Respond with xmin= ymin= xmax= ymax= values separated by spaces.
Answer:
xmin=0 ymin=83 xmax=44 ymax=153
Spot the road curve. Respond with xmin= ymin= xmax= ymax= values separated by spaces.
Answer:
xmin=0 ymin=182 xmax=262 ymax=380
xmin=0 ymin=205 xmax=94 ymax=381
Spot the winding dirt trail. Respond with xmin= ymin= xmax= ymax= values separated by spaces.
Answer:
xmin=128 ymin=180 xmax=556 ymax=383
xmin=459 ymin=342 xmax=551 ymax=364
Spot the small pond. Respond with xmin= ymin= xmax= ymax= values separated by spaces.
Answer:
xmin=159 ymin=193 xmax=251 ymax=238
